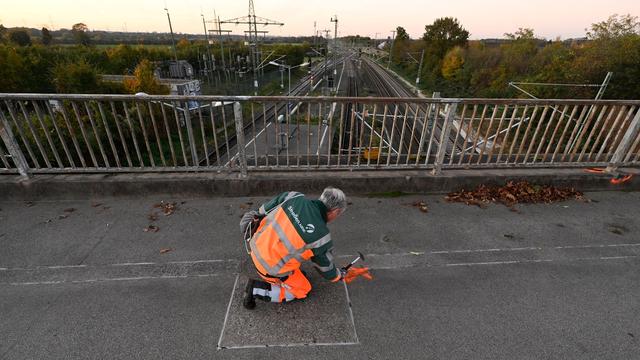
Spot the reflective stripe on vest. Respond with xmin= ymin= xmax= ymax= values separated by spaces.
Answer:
xmin=250 ymin=205 xmax=320 ymax=278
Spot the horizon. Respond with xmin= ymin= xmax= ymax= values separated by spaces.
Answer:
xmin=2 ymin=0 xmax=639 ymax=40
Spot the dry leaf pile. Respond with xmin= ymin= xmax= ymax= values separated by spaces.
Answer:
xmin=445 ymin=181 xmax=587 ymax=208
xmin=144 ymin=201 xmax=180 ymax=233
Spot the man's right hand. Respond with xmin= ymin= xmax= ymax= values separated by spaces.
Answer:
xmin=239 ymin=210 xmax=263 ymax=236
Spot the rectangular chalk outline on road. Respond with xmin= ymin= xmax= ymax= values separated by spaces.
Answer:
xmin=217 ymin=267 xmax=359 ymax=350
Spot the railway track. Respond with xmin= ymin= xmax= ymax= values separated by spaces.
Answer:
xmin=201 ymin=57 xmax=344 ymax=166
xmin=359 ymin=56 xmax=467 ymax=162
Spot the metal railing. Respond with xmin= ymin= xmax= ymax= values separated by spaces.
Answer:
xmin=1 ymin=94 xmax=639 ymax=177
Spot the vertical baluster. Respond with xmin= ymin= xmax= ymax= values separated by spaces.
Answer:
xmin=577 ymin=105 xmax=609 ymax=162
xmin=568 ymin=105 xmax=601 ymax=162
xmin=97 ymin=102 xmax=121 ymax=168
xmin=515 ymin=105 xmax=543 ymax=164
xmin=476 ymin=105 xmax=499 ymax=165
xmin=159 ymin=102 xmax=176 ymax=167
xmin=522 ymin=106 xmax=550 ymax=164
xmin=16 ymin=101 xmax=50 ymax=168
xmin=71 ymin=101 xmax=98 ymax=167
xmin=488 ymin=105 xmax=511 ymax=164
xmin=457 ymin=104 xmax=477 ymax=165
xmin=110 ymin=101 xmax=133 ymax=168
xmin=83 ymin=101 xmax=109 ymax=168
xmin=589 ymin=106 xmax=623 ymax=161
xmin=59 ymin=101 xmax=86 ymax=167
xmin=560 ymin=105 xmax=589 ymax=162
xmin=613 ymin=106 xmax=637 ymax=163
xmin=467 ymin=105 xmax=488 ymax=165
xmin=135 ymin=102 xmax=155 ymax=167
xmin=197 ymin=105 xmax=208 ymax=167
xmin=123 ymin=101 xmax=145 ymax=167
xmin=150 ymin=102 xmax=167 ymax=167
xmin=384 ymin=105 xmax=400 ymax=167
xmin=209 ymin=102 xmax=221 ymax=167
xmin=551 ymin=105 xmax=579 ymax=163
xmin=45 ymin=101 xmax=75 ymax=168
xmin=407 ymin=103 xmax=435 ymax=166
xmin=336 ymin=103 xmax=345 ymax=167
xmin=449 ymin=104 xmax=467 ymax=166
xmin=32 ymin=100 xmax=63 ymax=168
xmin=251 ymin=103 xmax=258 ymax=168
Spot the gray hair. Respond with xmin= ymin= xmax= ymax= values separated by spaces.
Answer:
xmin=319 ymin=187 xmax=347 ymax=211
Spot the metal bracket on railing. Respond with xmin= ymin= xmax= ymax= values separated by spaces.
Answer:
xmin=431 ymin=103 xmax=458 ymax=175
xmin=0 ymin=109 xmax=31 ymax=178
xmin=606 ymin=109 xmax=640 ymax=173
xmin=233 ymin=102 xmax=248 ymax=178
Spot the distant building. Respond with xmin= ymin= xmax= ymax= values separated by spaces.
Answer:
xmin=153 ymin=60 xmax=195 ymax=80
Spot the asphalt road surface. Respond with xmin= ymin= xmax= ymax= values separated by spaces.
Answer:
xmin=1 ymin=191 xmax=639 ymax=359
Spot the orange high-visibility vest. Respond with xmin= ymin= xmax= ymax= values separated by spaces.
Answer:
xmin=250 ymin=206 xmax=314 ymax=278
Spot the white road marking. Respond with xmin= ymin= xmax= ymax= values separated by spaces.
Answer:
xmin=217 ymin=273 xmax=240 ymax=350
xmin=342 ymin=279 xmax=360 ymax=345
xmin=10 ymin=273 xmax=222 ymax=286
xmin=220 ymin=342 xmax=359 ymax=350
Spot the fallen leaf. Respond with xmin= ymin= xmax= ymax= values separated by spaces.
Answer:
xmin=160 ymin=248 xmax=172 ymax=254
xmin=445 ymin=181 xmax=587 ymax=208
xmin=58 ymin=214 xmax=68 ymax=220
xmin=63 ymin=208 xmax=76 ymax=213
xmin=25 ymin=202 xmax=34 ymax=207
xmin=154 ymin=201 xmax=177 ymax=216
xmin=504 ymin=234 xmax=515 ymax=239
xmin=408 ymin=201 xmax=428 ymax=213
xmin=143 ymin=225 xmax=159 ymax=233
xmin=91 ymin=203 xmax=103 ymax=208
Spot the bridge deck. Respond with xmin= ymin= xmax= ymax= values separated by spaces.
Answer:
xmin=1 ymin=191 xmax=640 ymax=358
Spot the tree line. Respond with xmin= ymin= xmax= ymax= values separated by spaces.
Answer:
xmin=0 ymin=23 xmax=312 ymax=95
xmin=384 ymin=14 xmax=640 ymax=99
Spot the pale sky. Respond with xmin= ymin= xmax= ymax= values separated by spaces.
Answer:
xmin=2 ymin=0 xmax=639 ymax=39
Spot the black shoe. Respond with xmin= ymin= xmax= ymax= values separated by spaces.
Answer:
xmin=243 ymin=279 xmax=256 ymax=310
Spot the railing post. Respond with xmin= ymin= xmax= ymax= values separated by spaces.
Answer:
xmin=0 ymin=109 xmax=31 ymax=178
xmin=431 ymin=102 xmax=458 ymax=175
xmin=183 ymin=103 xmax=199 ymax=166
xmin=606 ymin=109 xmax=640 ymax=172
xmin=233 ymin=102 xmax=248 ymax=177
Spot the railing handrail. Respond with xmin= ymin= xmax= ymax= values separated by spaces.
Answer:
xmin=1 ymin=94 xmax=639 ymax=178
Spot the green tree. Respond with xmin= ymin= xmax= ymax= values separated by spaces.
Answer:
xmin=0 ymin=45 xmax=25 ymax=91
xmin=41 ymin=27 xmax=53 ymax=45
xmin=587 ymin=14 xmax=640 ymax=40
xmin=52 ymin=59 xmax=102 ymax=93
xmin=423 ymin=17 xmax=469 ymax=59
xmin=505 ymin=28 xmax=536 ymax=40
xmin=441 ymin=46 xmax=465 ymax=79
xmin=123 ymin=59 xmax=169 ymax=95
xmin=71 ymin=23 xmax=91 ymax=46
xmin=9 ymin=30 xmax=32 ymax=46
xmin=391 ymin=26 xmax=411 ymax=64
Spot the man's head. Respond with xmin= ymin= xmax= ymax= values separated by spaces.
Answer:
xmin=319 ymin=187 xmax=347 ymax=223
